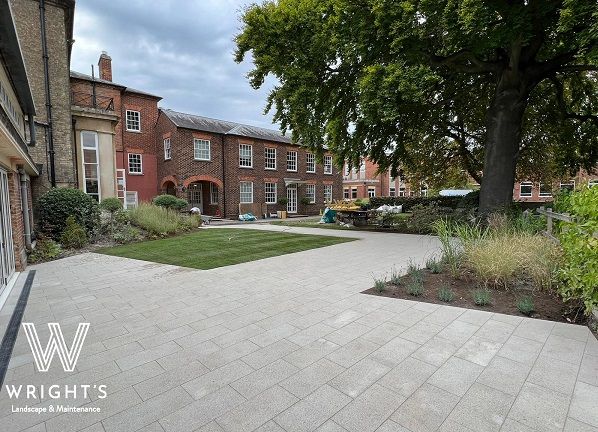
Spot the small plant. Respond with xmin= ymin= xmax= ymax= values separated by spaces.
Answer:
xmin=99 ymin=197 xmax=122 ymax=214
xmin=516 ymin=296 xmax=535 ymax=316
xmin=406 ymin=260 xmax=424 ymax=282
xmin=374 ymin=277 xmax=386 ymax=293
xmin=472 ymin=288 xmax=492 ymax=306
xmin=28 ymin=238 xmax=62 ymax=264
xmin=112 ymin=226 xmax=142 ymax=244
xmin=59 ymin=216 xmax=88 ymax=249
xmin=437 ymin=284 xmax=455 ymax=302
xmin=390 ymin=268 xmax=402 ymax=285
xmin=406 ymin=279 xmax=424 ymax=296
xmin=425 ymin=256 xmax=443 ymax=274
xmin=277 ymin=197 xmax=288 ymax=206
xmin=300 ymin=197 xmax=312 ymax=206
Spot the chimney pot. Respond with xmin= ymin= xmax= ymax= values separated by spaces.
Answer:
xmin=98 ymin=51 xmax=112 ymax=81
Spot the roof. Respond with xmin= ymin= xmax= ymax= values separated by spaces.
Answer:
xmin=0 ymin=0 xmax=35 ymax=115
xmin=161 ymin=109 xmax=293 ymax=144
xmin=69 ymin=70 xmax=162 ymax=100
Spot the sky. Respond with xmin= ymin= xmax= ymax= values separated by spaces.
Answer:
xmin=70 ymin=0 xmax=278 ymax=129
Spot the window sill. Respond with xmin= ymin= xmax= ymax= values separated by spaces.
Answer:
xmin=128 ymin=172 xmax=144 ymax=176
xmin=306 ymin=171 xmax=316 ymax=174
xmin=126 ymin=130 xmax=142 ymax=134
xmin=239 ymin=166 xmax=253 ymax=169
xmin=195 ymin=158 xmax=212 ymax=162
xmin=265 ymin=168 xmax=277 ymax=171
xmin=287 ymin=170 xmax=298 ymax=173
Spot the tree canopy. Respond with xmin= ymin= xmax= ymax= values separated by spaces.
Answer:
xmin=235 ymin=0 xmax=598 ymax=212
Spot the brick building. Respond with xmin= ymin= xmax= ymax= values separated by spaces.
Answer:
xmin=0 ymin=0 xmax=40 ymax=296
xmin=343 ymin=158 xmax=425 ymax=199
xmin=156 ymin=109 xmax=341 ymax=218
xmin=514 ymin=173 xmax=598 ymax=203
xmin=70 ymin=52 xmax=162 ymax=206
xmin=10 ymin=0 xmax=77 ymax=200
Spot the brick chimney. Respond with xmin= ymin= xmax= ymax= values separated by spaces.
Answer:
xmin=98 ymin=51 xmax=112 ymax=81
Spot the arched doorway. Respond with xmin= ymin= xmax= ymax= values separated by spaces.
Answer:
xmin=163 ymin=181 xmax=176 ymax=196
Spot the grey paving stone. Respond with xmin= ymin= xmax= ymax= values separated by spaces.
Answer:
xmin=569 ymin=382 xmax=598 ymax=428
xmin=253 ymin=421 xmax=286 ymax=432
xmin=446 ymin=383 xmax=514 ymax=432
xmin=195 ymin=421 xmax=226 ymax=432
xmin=326 ymin=338 xmax=380 ymax=368
xmin=375 ymin=420 xmax=411 ymax=432
xmin=182 ymin=359 xmax=254 ymax=400
xmin=199 ymin=340 xmax=260 ymax=370
xmin=513 ymin=319 xmax=555 ymax=343
xmin=435 ymin=320 xmax=480 ymax=345
xmin=391 ymin=383 xmax=460 ymax=432
xmin=498 ymin=419 xmax=537 ymax=432
xmin=427 ymin=357 xmax=484 ymax=396
xmin=324 ymin=322 xmax=371 ymax=346
xmin=579 ymin=354 xmax=598 ymax=386
xmin=231 ymin=359 xmax=299 ymax=399
xmin=421 ymin=306 xmax=464 ymax=327
xmin=541 ymin=334 xmax=586 ymax=365
xmin=281 ymin=358 xmax=345 ymax=398
xmin=476 ymin=355 xmax=530 ymax=396
xmin=454 ymin=336 xmax=502 ymax=366
xmin=360 ymin=321 xmax=407 ymax=346
xmin=333 ymin=384 xmax=405 ymax=432
xmin=159 ymin=385 xmax=245 ymax=432
xmin=275 ymin=384 xmax=352 ymax=432
xmin=378 ymin=356 xmax=437 ymax=397
xmin=367 ymin=336 xmax=420 ymax=368
xmin=212 ymin=324 xmax=265 ymax=348
xmin=284 ymin=338 xmax=340 ymax=369
xmin=527 ymin=355 xmax=579 ymax=395
xmin=389 ymin=307 xmax=430 ymax=327
xmin=242 ymin=339 xmax=300 ymax=369
xmin=175 ymin=325 xmax=230 ymax=348
xmin=315 ymin=420 xmax=348 ymax=432
xmin=564 ymin=418 xmax=598 ymax=432
xmin=157 ymin=340 xmax=221 ymax=370
xmin=133 ymin=361 xmax=209 ymax=400
xmin=115 ymin=341 xmax=181 ymax=371
xmin=412 ymin=336 xmax=460 ymax=367
xmin=287 ymin=323 xmax=336 ymax=346
xmin=329 ymin=357 xmax=390 ymax=398
xmin=551 ymin=322 xmax=590 ymax=343
xmin=101 ymin=386 xmax=193 ymax=432
xmin=250 ymin=323 xmax=299 ymax=347
xmin=400 ymin=321 xmax=444 ymax=344
xmin=474 ymin=319 xmax=516 ymax=344
xmin=508 ymin=382 xmax=571 ymax=432
xmin=456 ymin=309 xmax=493 ymax=326
xmin=497 ymin=335 xmax=544 ymax=365
xmin=216 ymin=385 xmax=298 ymax=432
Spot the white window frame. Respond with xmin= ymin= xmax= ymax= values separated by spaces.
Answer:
xmin=265 ymin=182 xmax=277 ymax=204
xmin=125 ymin=191 xmax=138 ymax=209
xmin=194 ymin=138 xmax=211 ymax=161
xmin=81 ymin=131 xmax=100 ymax=201
xmin=519 ymin=181 xmax=533 ymax=198
xmin=210 ymin=183 xmax=219 ymax=204
xmin=538 ymin=182 xmax=552 ymax=197
xmin=559 ymin=181 xmax=575 ymax=192
xmin=163 ymin=138 xmax=171 ymax=160
xmin=240 ymin=181 xmax=253 ymax=203
xmin=589 ymin=180 xmax=598 ymax=188
xmin=399 ymin=187 xmax=406 ymax=197
xmin=324 ymin=184 xmax=333 ymax=203
xmin=128 ymin=153 xmax=142 ymax=175
xmin=239 ymin=144 xmax=253 ymax=168
xmin=306 ymin=184 xmax=316 ymax=203
xmin=264 ymin=147 xmax=277 ymax=170
xmin=389 ymin=186 xmax=396 ymax=197
xmin=351 ymin=187 xmax=358 ymax=199
xmin=368 ymin=187 xmax=376 ymax=198
xmin=125 ymin=110 xmax=141 ymax=132
xmin=420 ymin=186 xmax=428 ymax=197
xmin=287 ymin=151 xmax=297 ymax=172
xmin=324 ymin=155 xmax=333 ymax=175
xmin=306 ymin=153 xmax=316 ymax=173
xmin=343 ymin=188 xmax=350 ymax=199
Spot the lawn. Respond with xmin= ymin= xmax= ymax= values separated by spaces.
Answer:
xmin=98 ymin=228 xmax=355 ymax=269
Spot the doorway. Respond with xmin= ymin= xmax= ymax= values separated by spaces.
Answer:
xmin=287 ymin=184 xmax=297 ymax=214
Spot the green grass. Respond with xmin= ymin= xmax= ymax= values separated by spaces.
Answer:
xmin=98 ymin=228 xmax=355 ymax=269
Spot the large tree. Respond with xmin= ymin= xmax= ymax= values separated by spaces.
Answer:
xmin=235 ymin=0 xmax=598 ymax=213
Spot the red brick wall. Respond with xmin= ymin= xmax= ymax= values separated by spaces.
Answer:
xmin=7 ymin=172 xmax=27 ymax=271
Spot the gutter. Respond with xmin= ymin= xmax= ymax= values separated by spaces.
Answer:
xmin=39 ymin=0 xmax=56 ymax=187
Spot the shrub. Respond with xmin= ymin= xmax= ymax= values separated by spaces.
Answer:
xmin=59 ymin=216 xmax=88 ymax=249
xmin=38 ymin=188 xmax=100 ymax=239
xmin=153 ymin=195 xmax=188 ymax=211
xmin=438 ymin=284 xmax=455 ymax=302
xmin=390 ymin=268 xmax=402 ymax=285
xmin=174 ymin=198 xmax=189 ymax=211
xmin=517 ymin=296 xmax=535 ymax=316
xmin=28 ymin=238 xmax=61 ymax=264
xmin=433 ymin=219 xmax=462 ymax=277
xmin=473 ymin=288 xmax=492 ymax=306
xmin=99 ymin=197 xmax=122 ymax=214
xmin=278 ymin=197 xmax=288 ymax=206
xmin=458 ymin=190 xmax=480 ymax=209
xmin=557 ymin=186 xmax=598 ymax=314
xmin=129 ymin=203 xmax=199 ymax=236
xmin=112 ymin=226 xmax=142 ymax=244
xmin=374 ymin=277 xmax=386 ymax=293
xmin=406 ymin=279 xmax=424 ymax=296
xmin=425 ymin=256 xmax=442 ymax=274
xmin=300 ymin=197 xmax=311 ymax=206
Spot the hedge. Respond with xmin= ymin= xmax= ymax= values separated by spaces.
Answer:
xmin=38 ymin=188 xmax=100 ymax=240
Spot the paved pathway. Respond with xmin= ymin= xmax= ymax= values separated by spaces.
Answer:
xmin=1 ymin=226 xmax=596 ymax=432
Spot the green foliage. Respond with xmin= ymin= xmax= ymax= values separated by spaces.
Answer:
xmin=28 ymin=238 xmax=61 ymax=264
xmin=38 ymin=188 xmax=100 ymax=240
xmin=438 ymin=284 xmax=455 ymax=303
xmin=473 ymin=289 xmax=492 ymax=306
xmin=153 ymin=195 xmax=188 ymax=211
xmin=517 ymin=296 xmax=535 ymax=316
xmin=433 ymin=219 xmax=462 ymax=278
xmin=59 ymin=216 xmax=88 ymax=249
xmin=389 ymin=268 xmax=402 ymax=286
xmin=112 ymin=226 xmax=142 ymax=244
xmin=425 ymin=256 xmax=443 ymax=274
xmin=557 ymin=186 xmax=598 ymax=314
xmin=373 ymin=277 xmax=386 ymax=293
xmin=236 ymin=0 xmax=597 ymax=208
xmin=406 ymin=261 xmax=423 ymax=282
xmin=129 ymin=204 xmax=200 ymax=236
xmin=99 ymin=197 xmax=122 ymax=214
xmin=300 ymin=197 xmax=312 ymax=206
xmin=406 ymin=279 xmax=424 ymax=297
xmin=277 ymin=197 xmax=288 ymax=206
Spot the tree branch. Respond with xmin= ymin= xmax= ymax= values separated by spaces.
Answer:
xmin=428 ymin=50 xmax=501 ymax=74
xmin=550 ymin=76 xmax=598 ymax=126
xmin=447 ymin=131 xmax=483 ymax=184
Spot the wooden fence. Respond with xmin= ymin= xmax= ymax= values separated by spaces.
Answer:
xmin=535 ymin=206 xmax=574 ymax=243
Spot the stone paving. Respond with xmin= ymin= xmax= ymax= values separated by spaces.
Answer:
xmin=1 ymin=225 xmax=597 ymax=432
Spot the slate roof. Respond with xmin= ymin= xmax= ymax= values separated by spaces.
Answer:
xmin=161 ymin=109 xmax=293 ymax=145
xmin=69 ymin=71 xmax=162 ymax=100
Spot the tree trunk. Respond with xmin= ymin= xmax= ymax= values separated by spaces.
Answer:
xmin=479 ymin=81 xmax=528 ymax=215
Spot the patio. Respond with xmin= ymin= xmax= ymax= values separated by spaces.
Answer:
xmin=0 ymin=225 xmax=596 ymax=432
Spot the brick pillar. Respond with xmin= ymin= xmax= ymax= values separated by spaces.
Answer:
xmin=7 ymin=172 xmax=27 ymax=271
xmin=98 ymin=51 xmax=112 ymax=81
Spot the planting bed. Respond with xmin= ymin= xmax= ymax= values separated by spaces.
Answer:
xmin=363 ymin=269 xmax=588 ymax=325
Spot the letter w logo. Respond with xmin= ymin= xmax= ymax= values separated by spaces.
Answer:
xmin=22 ymin=323 xmax=90 ymax=372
